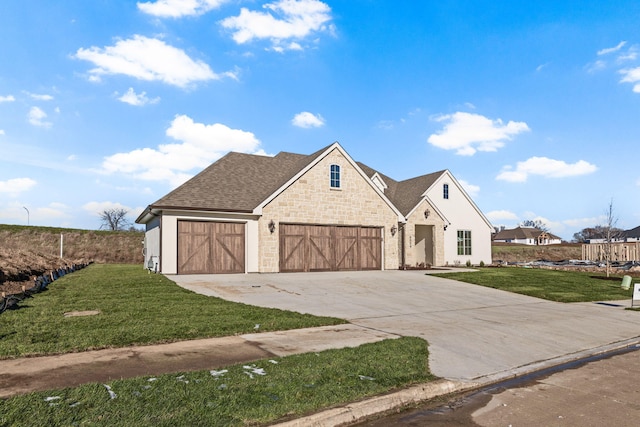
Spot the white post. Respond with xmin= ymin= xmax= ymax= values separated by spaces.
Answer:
xmin=60 ymin=233 xmax=64 ymax=258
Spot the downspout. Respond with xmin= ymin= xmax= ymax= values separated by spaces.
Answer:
xmin=400 ymin=223 xmax=406 ymax=269
xmin=158 ymin=214 xmax=163 ymax=274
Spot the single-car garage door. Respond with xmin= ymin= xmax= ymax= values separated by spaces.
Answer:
xmin=279 ymin=224 xmax=382 ymax=272
xmin=178 ymin=221 xmax=245 ymax=274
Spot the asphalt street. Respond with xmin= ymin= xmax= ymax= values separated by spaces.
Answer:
xmin=356 ymin=345 xmax=640 ymax=426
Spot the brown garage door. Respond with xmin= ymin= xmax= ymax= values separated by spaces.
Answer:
xmin=279 ymin=224 xmax=382 ymax=272
xmin=178 ymin=221 xmax=245 ymax=274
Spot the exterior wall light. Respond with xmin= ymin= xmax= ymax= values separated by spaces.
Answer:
xmin=268 ymin=220 xmax=276 ymax=234
xmin=391 ymin=224 xmax=397 ymax=236
xmin=424 ymin=209 xmax=430 ymax=219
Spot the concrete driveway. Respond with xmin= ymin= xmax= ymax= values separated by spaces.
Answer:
xmin=171 ymin=270 xmax=640 ymax=382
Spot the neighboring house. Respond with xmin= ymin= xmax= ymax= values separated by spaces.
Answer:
xmin=136 ymin=142 xmax=493 ymax=274
xmin=586 ymin=225 xmax=640 ymax=244
xmin=623 ymin=226 xmax=640 ymax=242
xmin=493 ymin=227 xmax=562 ymax=245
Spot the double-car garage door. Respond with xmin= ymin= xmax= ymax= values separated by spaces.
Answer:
xmin=279 ymin=223 xmax=382 ymax=272
xmin=177 ymin=221 xmax=382 ymax=274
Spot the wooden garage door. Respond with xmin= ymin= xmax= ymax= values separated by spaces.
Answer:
xmin=279 ymin=224 xmax=382 ymax=272
xmin=178 ymin=221 xmax=245 ymax=274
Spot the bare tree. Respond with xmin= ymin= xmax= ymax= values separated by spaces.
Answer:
xmin=573 ymin=225 xmax=624 ymax=243
xmin=520 ymin=219 xmax=549 ymax=232
xmin=99 ymin=208 xmax=131 ymax=231
xmin=599 ymin=199 xmax=624 ymax=277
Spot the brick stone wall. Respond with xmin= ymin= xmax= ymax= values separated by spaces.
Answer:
xmin=259 ymin=148 xmax=399 ymax=272
xmin=403 ymin=199 xmax=445 ymax=267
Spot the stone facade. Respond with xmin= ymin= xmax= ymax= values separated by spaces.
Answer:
xmin=259 ymin=148 xmax=400 ymax=272
xmin=402 ymin=199 xmax=445 ymax=267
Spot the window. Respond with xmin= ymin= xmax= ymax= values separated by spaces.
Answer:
xmin=330 ymin=164 xmax=341 ymax=188
xmin=457 ymin=230 xmax=472 ymax=255
xmin=443 ymin=183 xmax=449 ymax=199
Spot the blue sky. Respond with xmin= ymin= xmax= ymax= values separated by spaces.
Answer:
xmin=1 ymin=0 xmax=639 ymax=240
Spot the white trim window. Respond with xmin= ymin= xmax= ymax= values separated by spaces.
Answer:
xmin=330 ymin=164 xmax=341 ymax=188
xmin=457 ymin=230 xmax=472 ymax=255
xmin=443 ymin=183 xmax=449 ymax=199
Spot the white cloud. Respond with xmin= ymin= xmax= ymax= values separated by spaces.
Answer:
xmin=101 ymin=114 xmax=263 ymax=186
xmin=0 ymin=201 xmax=70 ymax=224
xmin=137 ymin=0 xmax=228 ymax=18
xmin=619 ymin=66 xmax=640 ymax=93
xmin=28 ymin=106 xmax=52 ymax=128
xmin=0 ymin=95 xmax=15 ymax=102
xmin=221 ymin=0 xmax=333 ymax=51
xmin=27 ymin=92 xmax=54 ymax=101
xmin=292 ymin=111 xmax=325 ymax=128
xmin=117 ymin=88 xmax=160 ymax=106
xmin=496 ymin=157 xmax=597 ymax=182
xmin=486 ymin=210 xmax=519 ymax=223
xmin=427 ymin=112 xmax=530 ymax=156
xmin=598 ymin=41 xmax=626 ymax=56
xmin=458 ymin=179 xmax=479 ymax=198
xmin=0 ymin=130 xmax=4 ymax=136
xmin=585 ymin=59 xmax=607 ymax=73
xmin=0 ymin=178 xmax=37 ymax=195
xmin=618 ymin=49 xmax=638 ymax=62
xmin=591 ymin=43 xmax=640 ymax=92
xmin=74 ymin=35 xmax=231 ymax=88
xmin=563 ymin=216 xmax=602 ymax=229
xmin=36 ymin=203 xmax=72 ymax=220
xmin=536 ymin=62 xmax=550 ymax=72
xmin=82 ymin=201 xmax=131 ymax=216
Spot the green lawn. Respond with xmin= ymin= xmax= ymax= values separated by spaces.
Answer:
xmin=0 ymin=264 xmax=346 ymax=358
xmin=0 ymin=337 xmax=432 ymax=426
xmin=433 ymin=267 xmax=634 ymax=303
xmin=0 ymin=265 xmax=435 ymax=425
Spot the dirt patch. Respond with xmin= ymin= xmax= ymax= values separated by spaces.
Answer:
xmin=1 ymin=226 xmax=143 ymax=296
xmin=63 ymin=310 xmax=101 ymax=317
xmin=492 ymin=243 xmax=583 ymax=263
xmin=0 ymin=248 xmax=89 ymax=296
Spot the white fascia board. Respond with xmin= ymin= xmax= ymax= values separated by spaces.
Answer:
xmin=162 ymin=208 xmax=259 ymax=221
xmin=253 ymin=142 xmax=405 ymax=222
xmin=425 ymin=170 xmax=494 ymax=231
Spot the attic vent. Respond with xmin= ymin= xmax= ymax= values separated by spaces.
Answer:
xmin=371 ymin=173 xmax=388 ymax=193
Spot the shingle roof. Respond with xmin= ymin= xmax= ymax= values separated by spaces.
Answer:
xmin=493 ymin=227 xmax=561 ymax=241
xmin=624 ymin=225 xmax=640 ymax=239
xmin=149 ymin=149 xmax=319 ymax=212
xmin=357 ymin=163 xmax=445 ymax=216
xmin=142 ymin=144 xmax=444 ymax=218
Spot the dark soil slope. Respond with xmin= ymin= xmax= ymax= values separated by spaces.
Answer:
xmin=0 ymin=225 xmax=143 ymax=295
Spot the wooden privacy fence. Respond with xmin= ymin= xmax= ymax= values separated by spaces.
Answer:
xmin=582 ymin=242 xmax=640 ymax=262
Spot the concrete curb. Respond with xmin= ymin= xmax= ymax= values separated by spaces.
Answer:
xmin=273 ymin=379 xmax=477 ymax=427
xmin=469 ymin=337 xmax=640 ymax=385
xmin=273 ymin=338 xmax=640 ymax=427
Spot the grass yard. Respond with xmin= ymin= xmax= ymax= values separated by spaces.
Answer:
xmin=0 ymin=337 xmax=432 ymax=426
xmin=433 ymin=267 xmax=633 ymax=303
xmin=0 ymin=264 xmax=435 ymax=425
xmin=0 ymin=264 xmax=346 ymax=358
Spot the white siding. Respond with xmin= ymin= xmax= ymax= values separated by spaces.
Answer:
xmin=144 ymin=217 xmax=161 ymax=271
xmin=427 ymin=172 xmax=493 ymax=266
